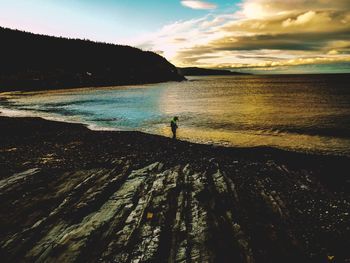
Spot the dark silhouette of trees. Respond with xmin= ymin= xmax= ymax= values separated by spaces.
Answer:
xmin=0 ymin=27 xmax=184 ymax=91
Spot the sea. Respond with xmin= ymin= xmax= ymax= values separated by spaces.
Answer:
xmin=1 ymin=74 xmax=350 ymax=156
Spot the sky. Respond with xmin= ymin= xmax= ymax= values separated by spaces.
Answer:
xmin=1 ymin=0 xmax=350 ymax=73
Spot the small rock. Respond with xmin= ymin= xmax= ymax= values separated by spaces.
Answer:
xmin=300 ymin=184 xmax=309 ymax=190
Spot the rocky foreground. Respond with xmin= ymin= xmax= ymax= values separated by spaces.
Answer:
xmin=0 ymin=117 xmax=349 ymax=263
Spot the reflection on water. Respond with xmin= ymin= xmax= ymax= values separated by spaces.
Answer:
xmin=1 ymin=74 xmax=350 ymax=156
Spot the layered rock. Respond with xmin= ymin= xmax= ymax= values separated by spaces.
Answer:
xmin=0 ymin=117 xmax=349 ymax=262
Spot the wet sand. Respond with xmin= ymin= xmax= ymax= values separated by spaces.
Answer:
xmin=0 ymin=116 xmax=349 ymax=263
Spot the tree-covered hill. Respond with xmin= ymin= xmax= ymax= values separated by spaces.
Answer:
xmin=0 ymin=27 xmax=185 ymax=91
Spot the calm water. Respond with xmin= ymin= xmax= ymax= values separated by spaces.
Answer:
xmin=1 ymin=74 xmax=350 ymax=156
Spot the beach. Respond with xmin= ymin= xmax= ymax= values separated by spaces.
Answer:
xmin=0 ymin=116 xmax=349 ymax=262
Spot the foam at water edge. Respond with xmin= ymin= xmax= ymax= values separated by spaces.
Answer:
xmin=0 ymin=107 xmax=38 ymax=118
xmin=86 ymin=123 xmax=120 ymax=131
xmin=0 ymin=106 xmax=121 ymax=132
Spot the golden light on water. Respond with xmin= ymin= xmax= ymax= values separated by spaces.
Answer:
xmin=2 ymin=75 xmax=350 ymax=156
xmin=155 ymin=123 xmax=349 ymax=155
xmin=155 ymin=76 xmax=350 ymax=155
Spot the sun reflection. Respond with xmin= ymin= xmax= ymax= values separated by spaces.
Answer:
xmin=155 ymin=76 xmax=350 ymax=155
xmin=2 ymin=75 xmax=350 ymax=156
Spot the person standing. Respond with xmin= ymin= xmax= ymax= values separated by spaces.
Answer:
xmin=170 ymin=116 xmax=179 ymax=139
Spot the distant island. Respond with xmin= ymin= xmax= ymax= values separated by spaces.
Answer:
xmin=178 ymin=67 xmax=251 ymax=76
xmin=0 ymin=27 xmax=185 ymax=92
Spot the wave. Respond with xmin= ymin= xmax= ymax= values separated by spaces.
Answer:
xmin=0 ymin=106 xmax=123 ymax=132
xmin=0 ymin=106 xmax=85 ymax=127
xmin=85 ymin=123 xmax=120 ymax=131
xmin=40 ymin=98 xmax=118 ymax=107
xmin=90 ymin=117 xmax=122 ymax=122
xmin=195 ymin=121 xmax=350 ymax=139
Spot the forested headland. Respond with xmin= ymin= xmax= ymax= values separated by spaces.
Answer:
xmin=0 ymin=27 xmax=185 ymax=91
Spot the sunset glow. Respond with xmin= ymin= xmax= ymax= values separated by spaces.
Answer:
xmin=1 ymin=0 xmax=349 ymax=73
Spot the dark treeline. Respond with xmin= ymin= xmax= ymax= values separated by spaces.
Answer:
xmin=0 ymin=27 xmax=185 ymax=91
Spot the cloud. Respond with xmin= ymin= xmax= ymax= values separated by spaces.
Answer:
xmin=236 ymin=0 xmax=350 ymax=19
xmin=327 ymin=50 xmax=339 ymax=55
xmin=181 ymin=1 xmax=217 ymax=10
xmin=129 ymin=0 xmax=350 ymax=71
xmin=282 ymin=11 xmax=316 ymax=27
xmin=173 ymin=9 xmax=350 ymax=66
xmin=217 ymin=56 xmax=350 ymax=69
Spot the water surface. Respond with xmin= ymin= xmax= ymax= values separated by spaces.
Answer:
xmin=1 ymin=74 xmax=350 ymax=156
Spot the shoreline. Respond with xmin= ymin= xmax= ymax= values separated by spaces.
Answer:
xmin=0 ymin=116 xmax=349 ymax=262
xmin=1 ymin=104 xmax=350 ymax=158
xmin=1 ymin=115 xmax=349 ymax=191
xmin=0 ymin=78 xmax=186 ymax=93
xmin=1 ymin=114 xmax=350 ymax=159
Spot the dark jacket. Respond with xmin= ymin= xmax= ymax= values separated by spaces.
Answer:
xmin=171 ymin=119 xmax=178 ymax=131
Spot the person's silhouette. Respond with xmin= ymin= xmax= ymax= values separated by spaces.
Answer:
xmin=170 ymin=117 xmax=179 ymax=139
